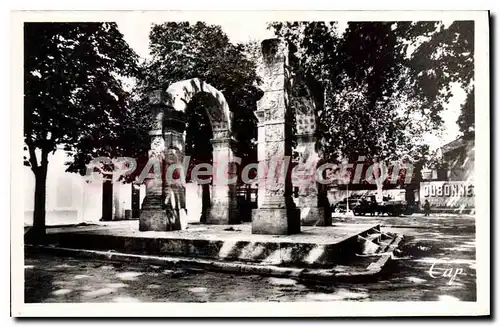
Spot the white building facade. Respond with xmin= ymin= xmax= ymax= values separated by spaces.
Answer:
xmin=24 ymin=148 xmax=206 ymax=226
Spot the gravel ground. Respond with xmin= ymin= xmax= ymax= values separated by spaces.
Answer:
xmin=25 ymin=214 xmax=476 ymax=302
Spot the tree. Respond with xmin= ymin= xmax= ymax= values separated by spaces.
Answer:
xmin=271 ymin=21 xmax=474 ymax=188
xmin=457 ymin=89 xmax=474 ymax=139
xmin=24 ymin=22 xmax=139 ymax=240
xmin=400 ymin=21 xmax=474 ymax=138
xmin=138 ymin=22 xmax=263 ymax=164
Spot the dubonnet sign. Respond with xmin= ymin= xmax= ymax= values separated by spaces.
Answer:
xmin=420 ymin=181 xmax=474 ymax=211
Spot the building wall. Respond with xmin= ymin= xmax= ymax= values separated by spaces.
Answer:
xmin=445 ymin=139 xmax=475 ymax=182
xmin=185 ymin=182 xmax=203 ymax=224
xmin=419 ymin=138 xmax=475 ymax=213
xmin=23 ymin=149 xmax=208 ymax=226
xmin=23 ymin=150 xmax=146 ymax=226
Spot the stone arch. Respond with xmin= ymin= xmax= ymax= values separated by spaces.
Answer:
xmin=140 ymin=78 xmax=239 ymax=232
xmin=164 ymin=78 xmax=232 ymax=134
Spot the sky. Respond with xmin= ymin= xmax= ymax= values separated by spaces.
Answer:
xmin=116 ymin=19 xmax=465 ymax=151
xmin=116 ymin=16 xmax=275 ymax=60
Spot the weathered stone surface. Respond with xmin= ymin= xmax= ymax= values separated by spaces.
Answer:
xmin=262 ymin=74 xmax=285 ymax=91
xmin=293 ymin=95 xmax=315 ymax=115
xmin=264 ymin=183 xmax=286 ymax=200
xmin=163 ymin=130 xmax=185 ymax=153
xmin=264 ymin=157 xmax=289 ymax=179
xmin=207 ymin=180 xmax=239 ymax=224
xmin=140 ymin=129 xmax=166 ymax=230
xmin=213 ymin=128 xmax=230 ymax=140
xmin=261 ymin=39 xmax=287 ymax=65
xmin=252 ymin=38 xmax=300 ymax=235
xmin=139 ymin=209 xmax=168 ymax=231
xmin=265 ymin=100 xmax=287 ymax=122
xmin=164 ymin=78 xmax=232 ymax=128
xmin=263 ymin=62 xmax=285 ymax=76
xmin=149 ymin=132 xmax=165 ymax=153
xmin=264 ymin=141 xmax=285 ymax=159
xmin=206 ymin=201 xmax=239 ymax=225
xmin=140 ymin=178 xmax=175 ymax=232
xmin=293 ymin=134 xmax=327 ymax=227
xmin=256 ymin=125 xmax=266 ymax=163
xmin=206 ymin=139 xmax=240 ymax=225
xmin=140 ymin=122 xmax=186 ymax=232
xmin=252 ymin=207 xmax=300 ymax=235
xmin=300 ymin=207 xmax=329 ymax=227
xmin=258 ymin=91 xmax=285 ymax=113
xmin=148 ymin=89 xmax=169 ymax=105
xmin=264 ymin=124 xmax=285 ymax=142
xmin=296 ymin=113 xmax=316 ymax=136
xmin=141 ymin=80 xmax=239 ymax=232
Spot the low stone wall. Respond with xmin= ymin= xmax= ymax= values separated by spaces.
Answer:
xmin=42 ymin=224 xmax=381 ymax=268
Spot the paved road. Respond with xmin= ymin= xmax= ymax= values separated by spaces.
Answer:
xmin=25 ymin=214 xmax=476 ymax=302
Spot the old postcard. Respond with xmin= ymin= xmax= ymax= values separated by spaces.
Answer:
xmin=11 ymin=10 xmax=490 ymax=317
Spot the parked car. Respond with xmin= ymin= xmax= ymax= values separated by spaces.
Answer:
xmin=352 ymin=195 xmax=378 ymax=216
xmin=376 ymin=195 xmax=407 ymax=216
xmin=344 ymin=194 xmax=408 ymax=217
xmin=333 ymin=195 xmax=364 ymax=213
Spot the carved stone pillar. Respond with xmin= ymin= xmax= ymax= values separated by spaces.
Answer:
xmin=256 ymin=110 xmax=266 ymax=208
xmin=140 ymin=90 xmax=187 ymax=232
xmin=294 ymin=134 xmax=326 ymax=226
xmin=139 ymin=126 xmax=167 ymax=231
xmin=294 ymin=107 xmax=326 ymax=226
xmin=163 ymin=116 xmax=187 ymax=230
xmin=206 ymin=129 xmax=239 ymax=224
xmin=251 ymin=38 xmax=300 ymax=235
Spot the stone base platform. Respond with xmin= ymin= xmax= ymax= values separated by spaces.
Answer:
xmin=40 ymin=221 xmax=399 ymax=269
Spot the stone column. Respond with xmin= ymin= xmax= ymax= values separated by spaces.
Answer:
xmin=251 ymin=38 xmax=300 ymax=235
xmin=139 ymin=90 xmax=187 ymax=232
xmin=163 ymin=110 xmax=187 ymax=231
xmin=255 ymin=111 xmax=266 ymax=209
xmin=294 ymin=103 xmax=327 ymax=225
xmin=206 ymin=129 xmax=239 ymax=224
xmin=294 ymin=133 xmax=326 ymax=226
xmin=139 ymin=126 xmax=167 ymax=231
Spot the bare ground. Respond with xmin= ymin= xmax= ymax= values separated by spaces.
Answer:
xmin=24 ymin=214 xmax=476 ymax=302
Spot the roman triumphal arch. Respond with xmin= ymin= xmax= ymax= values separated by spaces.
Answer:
xmin=140 ymin=38 xmax=326 ymax=235
xmin=139 ymin=78 xmax=238 ymax=231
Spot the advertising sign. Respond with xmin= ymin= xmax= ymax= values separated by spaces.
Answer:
xmin=420 ymin=181 xmax=475 ymax=211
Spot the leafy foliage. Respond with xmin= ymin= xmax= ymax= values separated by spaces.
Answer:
xmin=457 ymin=89 xmax=474 ymax=139
xmin=271 ymin=20 xmax=474 ymax=167
xmin=24 ymin=22 xmax=140 ymax=173
xmin=402 ymin=21 xmax=475 ymax=137
xmin=24 ymin=22 xmax=139 ymax=236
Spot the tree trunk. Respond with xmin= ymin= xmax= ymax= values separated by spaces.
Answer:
xmin=32 ymin=165 xmax=48 ymax=242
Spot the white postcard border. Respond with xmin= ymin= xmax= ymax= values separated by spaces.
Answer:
xmin=10 ymin=10 xmax=490 ymax=317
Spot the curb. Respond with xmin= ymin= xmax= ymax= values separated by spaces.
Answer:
xmin=25 ymin=233 xmax=404 ymax=283
xmin=332 ymin=214 xmax=475 ymax=220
